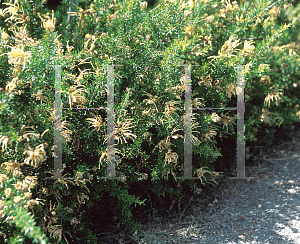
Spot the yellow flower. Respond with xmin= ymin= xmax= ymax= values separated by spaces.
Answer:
xmin=68 ymin=84 xmax=87 ymax=108
xmin=236 ymin=14 xmax=244 ymax=23
xmin=3 ymin=160 xmax=23 ymax=173
xmin=86 ymin=115 xmax=103 ymax=137
xmin=24 ymin=176 xmax=38 ymax=188
xmin=0 ymin=135 xmax=10 ymax=152
xmin=264 ymin=16 xmax=271 ymax=25
xmin=13 ymin=196 xmax=22 ymax=204
xmin=2 ymin=160 xmax=23 ymax=173
xmin=1 ymin=31 xmax=9 ymax=40
xmin=85 ymin=34 xmax=92 ymax=39
xmin=65 ymin=207 xmax=73 ymax=213
xmin=7 ymin=47 xmax=31 ymax=66
xmin=88 ymin=40 xmax=96 ymax=53
xmin=32 ymin=90 xmax=46 ymax=101
xmin=225 ymin=3 xmax=233 ymax=13
xmin=140 ymin=173 xmax=148 ymax=180
xmin=23 ymin=144 xmax=47 ymax=168
xmin=191 ymin=44 xmax=205 ymax=56
xmin=204 ymin=130 xmax=217 ymax=140
xmin=260 ymin=108 xmax=272 ymax=125
xmin=84 ymin=39 xmax=90 ymax=51
xmin=101 ymin=32 xmax=108 ymax=38
xmin=242 ymin=40 xmax=255 ymax=57
xmin=270 ymin=6 xmax=281 ymax=18
xmin=0 ymin=173 xmax=8 ymax=183
xmin=258 ymin=64 xmax=269 ymax=73
xmin=193 ymin=98 xmax=205 ymax=108
xmin=75 ymin=172 xmax=83 ymax=180
xmin=188 ymin=0 xmax=194 ymax=9
xmin=185 ymin=25 xmax=195 ymax=38
xmin=232 ymin=1 xmax=239 ymax=11
xmin=38 ymin=10 xmax=56 ymax=31
xmin=219 ymin=9 xmax=226 ymax=18
xmin=4 ymin=77 xmax=18 ymax=92
xmin=289 ymin=48 xmax=298 ymax=58
xmin=211 ymin=112 xmax=221 ymax=122
xmin=145 ymin=34 xmax=151 ymax=42
xmin=205 ymin=15 xmax=214 ymax=23
xmin=220 ymin=114 xmax=235 ymax=132
xmin=5 ymin=188 xmax=12 ymax=198
xmin=164 ymin=149 xmax=178 ymax=167
xmin=104 ymin=117 xmax=137 ymax=145
xmin=211 ymin=171 xmax=221 ymax=179
xmin=1 ymin=1 xmax=20 ymax=22
xmin=13 ymin=170 xmax=22 ymax=178
xmin=264 ymin=88 xmax=283 ymax=107
xmin=256 ymin=17 xmax=261 ymax=24
xmin=184 ymin=10 xmax=192 ymax=20
xmin=165 ymin=101 xmax=180 ymax=117
xmin=24 ymin=192 xmax=32 ymax=199
xmin=226 ymin=83 xmax=236 ymax=99
xmin=71 ymin=217 xmax=79 ymax=225
xmin=198 ymin=74 xmax=213 ymax=86
xmin=194 ymin=166 xmax=212 ymax=185
xmin=77 ymin=193 xmax=89 ymax=204
xmin=0 ymin=200 xmax=5 ymax=209
xmin=66 ymin=41 xmax=74 ymax=52
xmin=154 ymin=137 xmax=172 ymax=153
xmin=204 ymin=35 xmax=212 ymax=46
xmin=42 ymin=187 xmax=49 ymax=196
xmin=283 ymin=3 xmax=292 ymax=10
xmin=14 ymin=180 xmax=28 ymax=192
xmin=260 ymin=75 xmax=271 ymax=84
xmin=218 ymin=36 xmax=241 ymax=58
xmin=25 ymin=199 xmax=39 ymax=210
xmin=244 ymin=61 xmax=253 ymax=75
xmin=140 ymin=1 xmax=148 ymax=11
xmin=143 ymin=92 xmax=160 ymax=111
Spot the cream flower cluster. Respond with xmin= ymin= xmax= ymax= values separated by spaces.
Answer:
xmin=219 ymin=0 xmax=239 ymax=17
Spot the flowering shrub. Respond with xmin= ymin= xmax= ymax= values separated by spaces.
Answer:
xmin=0 ymin=162 xmax=48 ymax=243
xmin=0 ymin=0 xmax=299 ymax=242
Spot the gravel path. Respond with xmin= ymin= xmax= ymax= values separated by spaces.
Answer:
xmin=133 ymin=128 xmax=300 ymax=244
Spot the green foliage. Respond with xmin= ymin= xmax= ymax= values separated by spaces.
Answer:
xmin=0 ymin=0 xmax=299 ymax=243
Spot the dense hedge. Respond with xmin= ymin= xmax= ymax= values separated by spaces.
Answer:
xmin=0 ymin=0 xmax=299 ymax=243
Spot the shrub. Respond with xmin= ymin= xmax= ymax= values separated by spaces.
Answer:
xmin=0 ymin=0 xmax=299 ymax=242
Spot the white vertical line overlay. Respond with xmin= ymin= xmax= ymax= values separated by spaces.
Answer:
xmin=184 ymin=65 xmax=193 ymax=178
xmin=46 ymin=65 xmax=64 ymax=180
xmin=47 ymin=65 xmax=73 ymax=180
xmin=98 ymin=64 xmax=124 ymax=180
xmin=236 ymin=65 xmax=245 ymax=178
xmin=106 ymin=65 xmax=116 ymax=178
xmin=54 ymin=65 xmax=63 ymax=179
xmin=228 ymin=65 xmax=253 ymax=180
xmin=176 ymin=64 xmax=195 ymax=179
xmin=44 ymin=64 xmax=253 ymax=181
